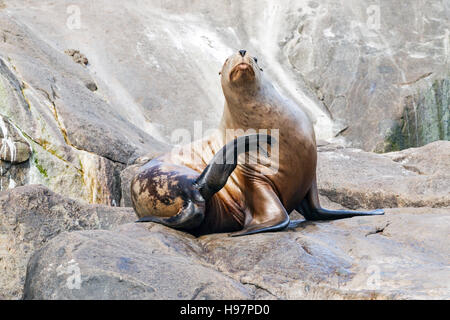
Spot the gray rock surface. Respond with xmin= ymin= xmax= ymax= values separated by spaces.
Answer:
xmin=0 ymin=115 xmax=31 ymax=164
xmin=24 ymin=229 xmax=251 ymax=300
xmin=64 ymin=49 xmax=89 ymax=67
xmin=281 ymin=0 xmax=450 ymax=151
xmin=317 ymin=140 xmax=450 ymax=209
xmin=24 ymin=207 xmax=450 ymax=300
xmin=0 ymin=11 xmax=168 ymax=203
xmin=0 ymin=185 xmax=135 ymax=299
xmin=0 ymin=115 xmax=32 ymax=191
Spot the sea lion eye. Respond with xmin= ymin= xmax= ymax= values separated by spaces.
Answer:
xmin=254 ymin=57 xmax=258 ymax=63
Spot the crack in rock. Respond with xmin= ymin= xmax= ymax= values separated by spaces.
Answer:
xmin=365 ymin=222 xmax=391 ymax=237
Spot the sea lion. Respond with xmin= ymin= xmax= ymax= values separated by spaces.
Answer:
xmin=131 ymin=49 xmax=384 ymax=236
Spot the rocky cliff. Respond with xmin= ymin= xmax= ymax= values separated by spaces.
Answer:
xmin=0 ymin=0 xmax=448 ymax=300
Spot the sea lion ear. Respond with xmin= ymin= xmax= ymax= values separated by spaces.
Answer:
xmin=260 ymin=68 xmax=263 ymax=72
xmin=219 ymin=71 xmax=222 ymax=75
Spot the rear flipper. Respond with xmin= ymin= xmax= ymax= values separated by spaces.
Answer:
xmin=298 ymin=198 xmax=384 ymax=221
xmin=296 ymin=176 xmax=385 ymax=221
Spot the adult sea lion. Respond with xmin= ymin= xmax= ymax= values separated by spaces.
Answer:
xmin=131 ymin=49 xmax=384 ymax=236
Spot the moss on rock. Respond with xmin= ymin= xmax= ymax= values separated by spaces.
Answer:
xmin=32 ymin=155 xmax=48 ymax=178
xmin=383 ymin=78 xmax=450 ymax=152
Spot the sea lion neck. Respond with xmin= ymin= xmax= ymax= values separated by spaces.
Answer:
xmin=220 ymin=85 xmax=267 ymax=130
xmin=221 ymin=80 xmax=267 ymax=122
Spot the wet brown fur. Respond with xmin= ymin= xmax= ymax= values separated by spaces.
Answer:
xmin=132 ymin=51 xmax=327 ymax=236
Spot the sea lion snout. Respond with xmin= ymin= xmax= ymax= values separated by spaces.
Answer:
xmin=220 ymin=50 xmax=262 ymax=91
xmin=160 ymin=199 xmax=205 ymax=230
xmin=229 ymin=60 xmax=256 ymax=83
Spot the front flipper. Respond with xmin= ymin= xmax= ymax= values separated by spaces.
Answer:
xmin=195 ymin=133 xmax=275 ymax=200
xmin=230 ymin=213 xmax=290 ymax=237
xmin=230 ymin=182 xmax=290 ymax=237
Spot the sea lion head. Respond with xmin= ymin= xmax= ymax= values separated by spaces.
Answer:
xmin=220 ymin=49 xmax=262 ymax=96
xmin=132 ymin=162 xmax=206 ymax=230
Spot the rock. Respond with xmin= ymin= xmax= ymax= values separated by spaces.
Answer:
xmin=0 ymin=115 xmax=31 ymax=191
xmin=77 ymin=151 xmax=124 ymax=206
xmin=0 ymin=160 xmax=28 ymax=191
xmin=64 ymin=49 xmax=89 ymax=67
xmin=24 ymin=229 xmax=251 ymax=300
xmin=384 ymin=79 xmax=449 ymax=152
xmin=24 ymin=207 xmax=450 ymax=299
xmin=0 ymin=185 xmax=136 ymax=299
xmin=207 ymin=207 xmax=450 ymax=299
xmin=384 ymin=140 xmax=450 ymax=176
xmin=64 ymin=50 xmax=98 ymax=91
xmin=0 ymin=115 xmax=31 ymax=163
xmin=0 ymin=0 xmax=337 ymax=145
xmin=0 ymin=141 xmax=30 ymax=163
xmin=0 ymin=14 xmax=168 ymax=202
xmin=281 ymin=0 xmax=449 ymax=151
xmin=85 ymin=81 xmax=98 ymax=92
xmin=120 ymin=163 xmax=144 ymax=207
xmin=317 ymin=141 xmax=450 ymax=209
